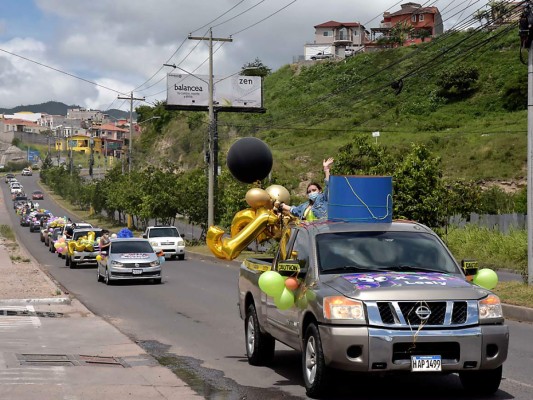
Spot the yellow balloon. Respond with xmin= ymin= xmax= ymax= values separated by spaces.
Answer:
xmin=245 ymin=188 xmax=272 ymax=209
xmin=96 ymin=255 xmax=102 ymax=261
xmin=265 ymin=185 xmax=290 ymax=204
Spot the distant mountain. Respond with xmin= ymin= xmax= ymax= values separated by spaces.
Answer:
xmin=106 ymin=109 xmax=135 ymax=121
xmin=0 ymin=101 xmax=78 ymax=116
xmin=0 ymin=101 xmax=134 ymax=120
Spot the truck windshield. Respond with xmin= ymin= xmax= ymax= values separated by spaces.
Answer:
xmin=73 ymin=231 xmax=103 ymax=241
xmin=149 ymin=228 xmax=180 ymax=238
xmin=317 ymin=231 xmax=459 ymax=275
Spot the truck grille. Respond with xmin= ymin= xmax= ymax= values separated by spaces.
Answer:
xmin=392 ymin=342 xmax=460 ymax=363
xmin=373 ymin=300 xmax=475 ymax=327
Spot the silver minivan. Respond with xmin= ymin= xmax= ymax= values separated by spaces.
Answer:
xmin=97 ymin=238 xmax=162 ymax=285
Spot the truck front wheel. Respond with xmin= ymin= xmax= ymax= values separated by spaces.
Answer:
xmin=303 ymin=323 xmax=329 ymax=398
xmin=459 ymin=365 xmax=502 ymax=395
xmin=245 ymin=304 xmax=275 ymax=366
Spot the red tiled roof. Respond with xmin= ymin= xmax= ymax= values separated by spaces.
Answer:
xmin=1 ymin=118 xmax=39 ymax=126
xmin=95 ymin=123 xmax=128 ymax=132
xmin=390 ymin=6 xmax=439 ymax=17
xmin=314 ymin=20 xmax=361 ymax=28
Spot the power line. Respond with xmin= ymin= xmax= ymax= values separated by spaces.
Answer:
xmin=230 ymin=0 xmax=299 ymax=36
xmin=0 ymin=47 xmax=126 ymax=95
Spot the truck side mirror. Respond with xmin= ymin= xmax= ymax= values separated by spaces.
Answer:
xmin=142 ymin=234 xmax=147 ymax=239
xmin=461 ymin=259 xmax=479 ymax=281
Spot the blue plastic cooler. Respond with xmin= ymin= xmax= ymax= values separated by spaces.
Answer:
xmin=327 ymin=175 xmax=393 ymax=222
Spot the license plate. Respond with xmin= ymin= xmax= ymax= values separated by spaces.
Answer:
xmin=411 ymin=355 xmax=441 ymax=372
xmin=132 ymin=269 xmax=143 ymax=275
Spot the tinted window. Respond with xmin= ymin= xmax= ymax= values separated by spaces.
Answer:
xmin=149 ymin=227 xmax=180 ymax=238
xmin=111 ymin=241 xmax=154 ymax=254
xmin=317 ymin=231 xmax=458 ymax=274
xmin=288 ymin=230 xmax=310 ymax=270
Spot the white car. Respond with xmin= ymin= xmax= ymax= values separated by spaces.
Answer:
xmin=21 ymin=168 xmax=32 ymax=176
xmin=143 ymin=226 xmax=185 ymax=260
xmin=10 ymin=185 xmax=23 ymax=194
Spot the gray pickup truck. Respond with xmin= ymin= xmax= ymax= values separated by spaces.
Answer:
xmin=238 ymin=220 xmax=509 ymax=398
xmin=310 ymin=52 xmax=333 ymax=60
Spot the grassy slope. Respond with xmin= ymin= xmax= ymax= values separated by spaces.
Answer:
xmin=214 ymin=28 xmax=526 ymax=189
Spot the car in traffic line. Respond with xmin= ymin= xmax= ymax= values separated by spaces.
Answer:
xmin=29 ymin=212 xmax=52 ymax=233
xmin=5 ymin=173 xmax=15 ymax=183
xmin=21 ymin=168 xmax=32 ymax=176
xmin=97 ymin=238 xmax=162 ymax=285
xmin=142 ymin=225 xmax=185 ymax=260
xmin=31 ymin=190 xmax=44 ymax=200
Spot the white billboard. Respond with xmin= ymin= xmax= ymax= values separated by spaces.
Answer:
xmin=167 ymin=73 xmax=263 ymax=111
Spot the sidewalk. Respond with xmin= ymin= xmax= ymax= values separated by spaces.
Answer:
xmin=0 ymin=193 xmax=202 ymax=399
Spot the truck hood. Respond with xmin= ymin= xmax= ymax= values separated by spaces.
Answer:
xmin=322 ymin=272 xmax=490 ymax=301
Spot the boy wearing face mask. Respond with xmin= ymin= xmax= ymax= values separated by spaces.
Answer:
xmin=278 ymin=157 xmax=333 ymax=221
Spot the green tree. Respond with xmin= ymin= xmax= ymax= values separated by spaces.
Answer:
xmin=175 ymin=168 xmax=208 ymax=235
xmin=217 ymin=169 xmax=249 ymax=228
xmin=436 ymin=64 xmax=479 ymax=99
xmin=334 ymin=135 xmax=395 ymax=176
xmin=473 ymin=9 xmax=489 ymax=26
xmin=241 ymin=58 xmax=271 ymax=77
xmin=478 ymin=186 xmax=515 ymax=214
xmin=415 ymin=28 xmax=432 ymax=42
xmin=393 ymin=144 xmax=446 ymax=227
xmin=445 ymin=181 xmax=483 ymax=218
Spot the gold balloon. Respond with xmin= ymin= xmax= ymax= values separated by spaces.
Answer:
xmin=230 ymin=208 xmax=257 ymax=238
xmin=207 ymin=207 xmax=279 ymax=260
xmin=265 ymin=185 xmax=290 ymax=204
xmin=245 ymin=188 xmax=273 ymax=209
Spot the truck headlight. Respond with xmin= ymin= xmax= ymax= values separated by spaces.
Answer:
xmin=323 ymin=296 xmax=365 ymax=321
xmin=150 ymin=241 xmax=159 ymax=247
xmin=478 ymin=294 xmax=503 ymax=320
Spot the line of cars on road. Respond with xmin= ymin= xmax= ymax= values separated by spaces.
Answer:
xmin=6 ymin=174 xmax=187 ymax=285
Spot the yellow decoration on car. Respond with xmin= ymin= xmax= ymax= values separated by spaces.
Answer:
xmin=68 ymin=231 xmax=98 ymax=255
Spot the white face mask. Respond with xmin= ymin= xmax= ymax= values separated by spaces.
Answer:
xmin=308 ymin=192 xmax=319 ymax=201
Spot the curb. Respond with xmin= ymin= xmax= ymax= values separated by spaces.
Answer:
xmin=502 ymin=303 xmax=533 ymax=323
xmin=0 ymin=296 xmax=71 ymax=305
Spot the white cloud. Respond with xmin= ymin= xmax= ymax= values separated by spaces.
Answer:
xmin=0 ymin=0 xmax=489 ymax=109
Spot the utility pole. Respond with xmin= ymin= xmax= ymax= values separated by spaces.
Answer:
xmin=521 ymin=0 xmax=533 ymax=285
xmin=118 ymin=92 xmax=145 ymax=174
xmin=188 ymin=28 xmax=232 ymax=227
xmin=527 ymin=41 xmax=533 ymax=285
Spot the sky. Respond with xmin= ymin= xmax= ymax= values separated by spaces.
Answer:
xmin=0 ymin=0 xmax=490 ymax=113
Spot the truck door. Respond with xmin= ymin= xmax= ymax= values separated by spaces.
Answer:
xmin=266 ymin=229 xmax=309 ymax=348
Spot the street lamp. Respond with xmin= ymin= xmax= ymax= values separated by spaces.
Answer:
xmin=137 ymin=116 xmax=161 ymax=125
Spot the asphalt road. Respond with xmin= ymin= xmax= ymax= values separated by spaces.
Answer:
xmin=3 ymin=173 xmax=533 ymax=400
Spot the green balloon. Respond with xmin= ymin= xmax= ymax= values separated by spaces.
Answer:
xmin=306 ymin=289 xmax=317 ymax=301
xmin=473 ymin=268 xmax=498 ymax=290
xmin=295 ymin=294 xmax=308 ymax=310
xmin=274 ymin=288 xmax=295 ymax=310
xmin=259 ymin=271 xmax=285 ymax=297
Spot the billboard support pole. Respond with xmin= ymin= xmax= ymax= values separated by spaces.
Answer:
xmin=189 ymin=29 xmax=232 ymax=228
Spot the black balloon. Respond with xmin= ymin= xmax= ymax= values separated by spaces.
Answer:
xmin=227 ymin=137 xmax=273 ymax=183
